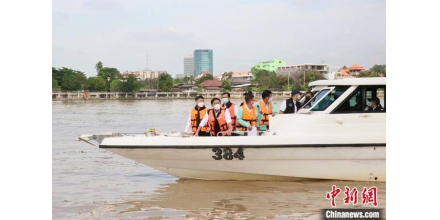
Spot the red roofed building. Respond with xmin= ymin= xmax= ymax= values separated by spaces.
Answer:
xmin=339 ymin=64 xmax=365 ymax=76
xmin=197 ymin=80 xmax=222 ymax=91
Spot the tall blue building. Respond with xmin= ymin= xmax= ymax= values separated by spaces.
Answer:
xmin=193 ymin=49 xmax=213 ymax=76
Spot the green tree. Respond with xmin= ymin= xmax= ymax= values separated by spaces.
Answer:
xmin=196 ymin=74 xmax=213 ymax=84
xmin=221 ymin=80 xmax=232 ymax=91
xmin=61 ymin=74 xmax=87 ymax=91
xmin=52 ymin=67 xmax=61 ymax=86
xmin=182 ymin=75 xmax=196 ymax=84
xmin=52 ymin=67 xmax=85 ymax=88
xmin=251 ymin=68 xmax=282 ymax=89
xmin=110 ymin=80 xmax=122 ymax=91
xmin=95 ymin=61 xmax=103 ymax=74
xmin=270 ymin=74 xmax=288 ymax=91
xmin=88 ymin=76 xmax=107 ymax=91
xmin=52 ymin=78 xmax=60 ymax=91
xmin=173 ymin=77 xmax=182 ymax=86
xmin=158 ymin=73 xmax=174 ymax=91
xmin=295 ymin=71 xmax=325 ymax=91
xmin=145 ymin=78 xmax=159 ymax=89
xmin=221 ymin=72 xmax=233 ymax=81
xmin=98 ymin=67 xmax=120 ymax=88
xmin=370 ymin=64 xmax=386 ymax=76
xmin=56 ymin=67 xmax=88 ymax=91
xmin=118 ymin=74 xmax=141 ymax=92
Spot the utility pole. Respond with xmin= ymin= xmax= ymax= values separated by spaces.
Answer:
xmin=303 ymin=70 xmax=306 ymax=88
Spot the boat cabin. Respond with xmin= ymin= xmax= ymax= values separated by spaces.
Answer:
xmin=298 ymin=77 xmax=386 ymax=114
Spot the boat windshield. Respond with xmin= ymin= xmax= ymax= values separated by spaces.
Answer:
xmin=302 ymin=89 xmax=332 ymax=110
xmin=302 ymin=86 xmax=350 ymax=111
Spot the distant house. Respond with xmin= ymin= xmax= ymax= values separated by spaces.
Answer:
xmin=339 ymin=64 xmax=365 ymax=76
xmin=229 ymin=77 xmax=252 ymax=87
xmin=197 ymin=80 xmax=222 ymax=91
xmin=177 ymin=84 xmax=198 ymax=92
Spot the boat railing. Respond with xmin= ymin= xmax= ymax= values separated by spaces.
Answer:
xmin=216 ymin=131 xmax=266 ymax=136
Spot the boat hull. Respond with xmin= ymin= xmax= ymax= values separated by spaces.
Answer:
xmin=101 ymin=145 xmax=385 ymax=182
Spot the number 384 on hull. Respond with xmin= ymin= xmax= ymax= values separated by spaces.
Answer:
xmin=77 ymin=77 xmax=386 ymax=182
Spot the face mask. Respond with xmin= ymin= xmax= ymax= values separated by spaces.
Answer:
xmin=197 ymin=102 xmax=205 ymax=108
xmin=214 ymin=104 xmax=221 ymax=110
xmin=269 ymin=98 xmax=273 ymax=102
xmin=221 ymin=98 xmax=229 ymax=104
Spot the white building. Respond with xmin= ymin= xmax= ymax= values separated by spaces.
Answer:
xmin=125 ymin=70 xmax=168 ymax=80
xmin=277 ymin=63 xmax=330 ymax=78
xmin=184 ymin=54 xmax=194 ymax=76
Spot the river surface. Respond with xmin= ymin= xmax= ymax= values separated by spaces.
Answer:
xmin=52 ymin=100 xmax=386 ymax=219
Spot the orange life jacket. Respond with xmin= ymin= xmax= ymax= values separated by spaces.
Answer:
xmin=223 ymin=103 xmax=237 ymax=131
xmin=190 ymin=107 xmax=209 ymax=132
xmin=259 ymin=100 xmax=272 ymax=125
xmin=208 ymin=109 xmax=228 ymax=136
xmin=237 ymin=105 xmax=257 ymax=131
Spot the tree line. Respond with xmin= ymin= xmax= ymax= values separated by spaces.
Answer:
xmin=53 ymin=62 xmax=385 ymax=92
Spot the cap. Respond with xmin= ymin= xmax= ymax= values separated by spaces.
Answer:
xmin=291 ymin=89 xmax=302 ymax=96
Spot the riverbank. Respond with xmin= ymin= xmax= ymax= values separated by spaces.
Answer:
xmin=52 ymin=91 xmax=293 ymax=100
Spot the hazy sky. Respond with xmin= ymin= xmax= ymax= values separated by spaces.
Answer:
xmin=53 ymin=0 xmax=385 ymax=77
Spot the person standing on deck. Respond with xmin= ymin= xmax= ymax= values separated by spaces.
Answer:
xmin=279 ymin=89 xmax=303 ymax=114
xmin=221 ymin=92 xmax=239 ymax=136
xmin=236 ymin=94 xmax=262 ymax=135
xmin=256 ymin=90 xmax=278 ymax=131
xmin=184 ymin=95 xmax=210 ymax=136
xmin=194 ymin=98 xmax=233 ymax=136
xmin=239 ymin=91 xmax=253 ymax=107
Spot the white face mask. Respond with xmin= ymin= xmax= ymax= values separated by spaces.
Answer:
xmin=214 ymin=104 xmax=221 ymax=110
xmin=197 ymin=102 xmax=205 ymax=108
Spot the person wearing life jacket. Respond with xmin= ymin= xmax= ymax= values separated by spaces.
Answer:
xmin=280 ymin=89 xmax=303 ymax=114
xmin=221 ymin=92 xmax=239 ymax=136
xmin=184 ymin=95 xmax=210 ymax=136
xmin=195 ymin=98 xmax=232 ymax=136
xmin=256 ymin=90 xmax=278 ymax=131
xmin=236 ymin=94 xmax=262 ymax=135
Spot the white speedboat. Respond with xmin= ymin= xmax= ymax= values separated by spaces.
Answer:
xmin=77 ymin=77 xmax=386 ymax=182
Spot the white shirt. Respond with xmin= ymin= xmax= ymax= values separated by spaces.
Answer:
xmin=199 ymin=108 xmax=232 ymax=127
xmin=184 ymin=112 xmax=193 ymax=132
xmin=280 ymin=100 xmax=298 ymax=113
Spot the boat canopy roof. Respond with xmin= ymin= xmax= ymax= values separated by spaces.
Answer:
xmin=309 ymin=77 xmax=386 ymax=87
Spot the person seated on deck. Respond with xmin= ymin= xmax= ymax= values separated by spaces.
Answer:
xmin=353 ymin=94 xmax=363 ymax=111
xmin=236 ymin=94 xmax=262 ymax=136
xmin=184 ymin=95 xmax=210 ymax=136
xmin=366 ymin=97 xmax=383 ymax=112
xmin=302 ymin=92 xmax=314 ymax=108
xmin=194 ymin=98 xmax=233 ymax=136
xmin=221 ymin=92 xmax=239 ymax=136
xmin=256 ymin=90 xmax=278 ymax=131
